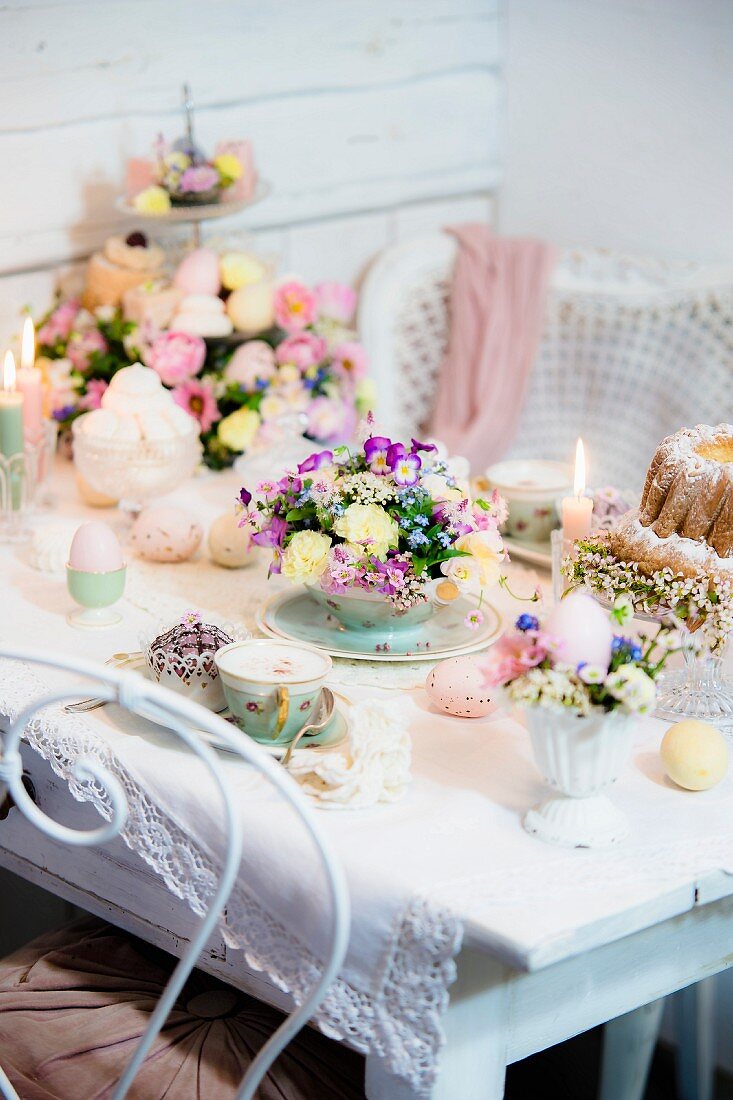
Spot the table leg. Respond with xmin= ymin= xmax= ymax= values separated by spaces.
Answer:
xmin=675 ymin=979 xmax=715 ymax=1100
xmin=365 ymin=948 xmax=509 ymax=1099
xmin=599 ymin=998 xmax=664 ymax=1100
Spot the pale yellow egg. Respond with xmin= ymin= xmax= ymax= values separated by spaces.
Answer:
xmin=226 ymin=282 xmax=275 ymax=335
xmin=660 ymin=719 xmax=729 ymax=791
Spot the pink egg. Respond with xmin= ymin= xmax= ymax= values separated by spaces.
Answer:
xmin=425 ymin=656 xmax=496 ymax=718
xmin=173 ymin=249 xmax=221 ymax=297
xmin=68 ymin=521 xmax=124 ymax=573
xmin=544 ymin=591 xmax=613 ymax=669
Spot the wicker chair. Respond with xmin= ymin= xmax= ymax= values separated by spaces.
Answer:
xmin=358 ymin=233 xmax=733 ymax=487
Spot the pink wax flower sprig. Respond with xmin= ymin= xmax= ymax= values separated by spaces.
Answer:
xmin=480 ymin=594 xmax=681 ymax=717
xmin=236 ymin=428 xmax=529 ymax=615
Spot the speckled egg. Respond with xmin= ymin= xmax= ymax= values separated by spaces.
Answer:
xmin=208 ymin=511 xmax=256 ymax=568
xmin=173 ymin=248 xmax=221 ymax=297
xmin=130 ymin=507 xmax=203 ymax=563
xmin=425 ymin=656 xmax=496 ymax=718
xmin=660 ymin=719 xmax=729 ymax=791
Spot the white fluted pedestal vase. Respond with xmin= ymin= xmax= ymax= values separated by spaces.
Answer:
xmin=523 ymin=708 xmax=634 ymax=849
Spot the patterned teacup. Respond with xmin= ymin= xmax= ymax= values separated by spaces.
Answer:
xmin=215 ymin=638 xmax=332 ymax=745
xmin=484 ymin=459 xmax=573 ymax=543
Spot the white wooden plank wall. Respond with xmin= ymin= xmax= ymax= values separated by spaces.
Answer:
xmin=0 ymin=0 xmax=501 ymax=345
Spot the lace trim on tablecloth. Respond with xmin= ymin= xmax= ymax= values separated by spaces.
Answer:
xmin=0 ymin=658 xmax=460 ymax=1095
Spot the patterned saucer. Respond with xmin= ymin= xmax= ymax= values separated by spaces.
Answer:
xmin=257 ymin=591 xmax=504 ymax=662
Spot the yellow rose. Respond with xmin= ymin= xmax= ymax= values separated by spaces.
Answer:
xmin=259 ymin=393 xmax=287 ymax=420
xmin=133 ymin=185 xmax=171 ymax=215
xmin=220 ymin=251 xmax=266 ymax=291
xmin=454 ymin=532 xmax=503 ymax=588
xmin=214 ymin=153 xmax=243 ymax=183
xmin=282 ymin=530 xmax=332 ymax=583
xmin=276 ymin=363 xmax=300 ymax=385
xmin=217 ymin=407 xmax=261 ymax=452
xmin=334 ymin=503 xmax=398 ymax=561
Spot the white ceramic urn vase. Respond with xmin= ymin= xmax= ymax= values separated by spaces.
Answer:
xmin=523 ymin=707 xmax=634 ymax=848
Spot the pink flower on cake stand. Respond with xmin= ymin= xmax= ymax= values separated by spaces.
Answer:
xmin=78 ymin=379 xmax=108 ymax=411
xmin=275 ymin=332 xmax=327 ymax=370
xmin=172 ymin=378 xmax=220 ymax=434
xmin=331 ymin=341 xmax=369 ymax=381
xmin=314 ymin=282 xmax=357 ymax=324
xmin=274 ymin=281 xmax=317 ymax=332
xmin=67 ymin=328 xmax=108 ymax=373
xmin=225 ymin=341 xmax=276 ymax=391
xmin=37 ymin=299 xmax=80 ymax=345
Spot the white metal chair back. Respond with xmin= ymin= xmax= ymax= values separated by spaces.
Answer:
xmin=0 ymin=648 xmax=350 ymax=1100
xmin=359 ymin=233 xmax=733 ymax=488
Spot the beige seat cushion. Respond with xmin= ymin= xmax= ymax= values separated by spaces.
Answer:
xmin=0 ymin=916 xmax=364 ymax=1099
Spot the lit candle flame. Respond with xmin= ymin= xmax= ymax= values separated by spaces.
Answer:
xmin=573 ymin=437 xmax=586 ymax=497
xmin=2 ymin=350 xmax=16 ymax=392
xmin=21 ymin=317 xmax=35 ymax=370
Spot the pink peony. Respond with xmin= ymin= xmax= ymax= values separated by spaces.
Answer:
xmin=480 ymin=634 xmax=551 ymax=688
xmin=225 ymin=340 xmax=276 ymax=391
xmin=145 ymin=331 xmax=206 ymax=386
xmin=314 ymin=282 xmax=356 ymax=324
xmin=37 ymin=299 xmax=80 ymax=346
xmin=67 ymin=328 xmax=108 ymax=372
xmin=275 ymin=332 xmax=327 ymax=370
xmin=273 ymin=281 xmax=317 ymax=333
xmin=179 ymin=165 xmax=220 ymax=193
xmin=307 ymin=396 xmax=357 ymax=444
xmin=172 ymin=379 xmax=220 ymax=433
xmin=78 ymin=379 xmax=108 ymax=411
xmin=331 ymin=340 xmax=368 ymax=381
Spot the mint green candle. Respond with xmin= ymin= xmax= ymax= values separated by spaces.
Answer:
xmin=0 ymin=355 xmax=25 ymax=510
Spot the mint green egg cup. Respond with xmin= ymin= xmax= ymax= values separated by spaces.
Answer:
xmin=66 ymin=564 xmax=126 ymax=629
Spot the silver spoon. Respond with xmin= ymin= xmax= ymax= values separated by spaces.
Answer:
xmin=64 ymin=652 xmax=144 ymax=714
xmin=281 ymin=688 xmax=336 ymax=768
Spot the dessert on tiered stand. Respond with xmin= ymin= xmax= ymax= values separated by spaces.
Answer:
xmin=83 ymin=232 xmax=165 ymax=310
xmin=609 ymin=424 xmax=733 ymax=577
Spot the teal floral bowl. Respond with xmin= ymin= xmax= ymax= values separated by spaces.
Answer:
xmin=307 ymin=586 xmax=435 ymax=638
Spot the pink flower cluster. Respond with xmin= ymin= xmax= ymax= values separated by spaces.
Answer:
xmin=145 ymin=331 xmax=206 ymax=386
xmin=273 ymin=279 xmax=358 ymax=333
xmin=37 ymin=299 xmax=80 ymax=346
xmin=481 ymin=622 xmax=558 ymax=687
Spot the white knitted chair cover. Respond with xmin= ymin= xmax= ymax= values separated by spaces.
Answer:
xmin=358 ymin=235 xmax=733 ymax=489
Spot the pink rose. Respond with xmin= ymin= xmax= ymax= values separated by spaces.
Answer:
xmin=225 ymin=340 xmax=276 ymax=391
xmin=307 ymin=396 xmax=357 ymax=444
xmin=179 ymin=165 xmax=220 ymax=193
xmin=78 ymin=379 xmax=108 ymax=411
xmin=275 ymin=332 xmax=327 ymax=370
xmin=37 ymin=299 xmax=80 ymax=346
xmin=273 ymin=281 xmax=317 ymax=332
xmin=145 ymin=331 xmax=206 ymax=386
xmin=331 ymin=340 xmax=368 ymax=381
xmin=67 ymin=328 xmax=108 ymax=372
xmin=315 ymin=282 xmax=356 ymax=324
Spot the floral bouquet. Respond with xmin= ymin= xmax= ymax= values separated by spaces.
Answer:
xmin=237 ymin=427 xmax=511 ymax=625
xmin=35 ymin=278 xmax=373 ymax=470
xmin=481 ymin=594 xmax=679 ymax=718
xmin=133 ymin=139 xmax=244 ymax=213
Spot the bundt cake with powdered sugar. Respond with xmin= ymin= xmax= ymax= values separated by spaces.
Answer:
xmin=610 ymin=424 xmax=733 ymax=577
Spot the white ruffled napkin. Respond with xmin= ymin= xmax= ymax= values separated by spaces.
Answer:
xmin=286 ymin=698 xmax=411 ymax=810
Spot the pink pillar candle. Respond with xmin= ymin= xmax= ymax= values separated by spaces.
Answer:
xmin=16 ymin=366 xmax=44 ymax=443
xmin=561 ymin=495 xmax=593 ymax=542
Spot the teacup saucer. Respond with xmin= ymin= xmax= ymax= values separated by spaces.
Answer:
xmin=503 ymin=534 xmax=554 ymax=570
xmin=208 ymin=699 xmax=349 ymax=758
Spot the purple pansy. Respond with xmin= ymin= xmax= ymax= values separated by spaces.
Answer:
xmin=410 ymin=438 xmax=438 ymax=455
xmin=298 ymin=450 xmax=333 ymax=474
xmin=390 ymin=448 xmax=421 ymax=487
xmin=252 ymin=514 xmax=287 ymax=549
xmin=363 ymin=435 xmax=392 ymax=475
xmin=238 ymin=487 xmax=252 ymax=508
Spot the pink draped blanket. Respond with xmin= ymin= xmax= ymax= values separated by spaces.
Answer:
xmin=0 ymin=918 xmax=364 ymax=1099
xmin=430 ymin=224 xmax=557 ymax=472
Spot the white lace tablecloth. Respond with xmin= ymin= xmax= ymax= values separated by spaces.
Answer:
xmin=2 ymin=461 xmax=733 ymax=1094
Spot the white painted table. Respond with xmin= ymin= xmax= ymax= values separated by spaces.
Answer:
xmin=1 ymin=461 xmax=731 ymax=1099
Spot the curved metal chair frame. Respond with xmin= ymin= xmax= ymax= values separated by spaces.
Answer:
xmin=0 ymin=647 xmax=351 ymax=1100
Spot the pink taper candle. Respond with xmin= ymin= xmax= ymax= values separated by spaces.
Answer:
xmin=561 ymin=438 xmax=593 ymax=542
xmin=17 ymin=317 xmax=43 ymax=444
